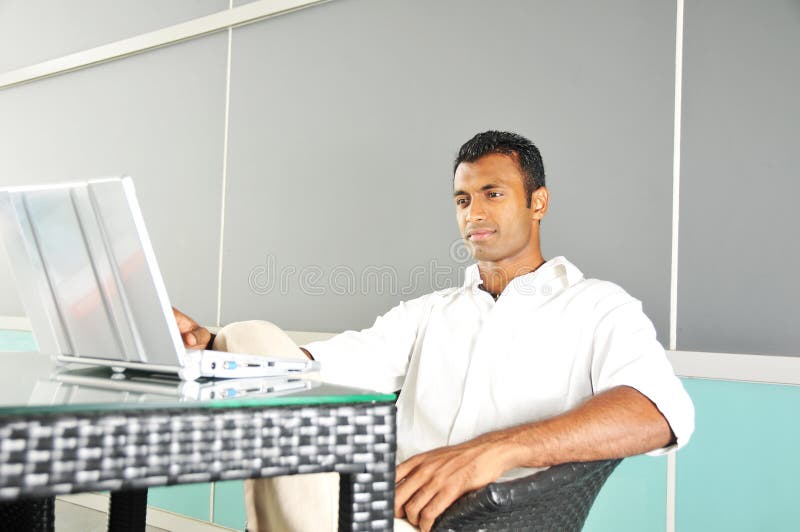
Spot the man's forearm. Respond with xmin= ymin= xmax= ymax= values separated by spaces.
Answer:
xmin=486 ymin=385 xmax=674 ymax=469
xmin=394 ymin=385 xmax=675 ymax=529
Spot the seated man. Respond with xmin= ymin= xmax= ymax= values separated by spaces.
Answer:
xmin=175 ymin=131 xmax=695 ymax=532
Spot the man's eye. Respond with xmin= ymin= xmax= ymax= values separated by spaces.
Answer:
xmin=488 ymin=192 xmax=502 ymax=198
xmin=456 ymin=198 xmax=468 ymax=206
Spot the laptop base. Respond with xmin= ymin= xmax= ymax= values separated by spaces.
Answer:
xmin=57 ymin=350 xmax=320 ymax=381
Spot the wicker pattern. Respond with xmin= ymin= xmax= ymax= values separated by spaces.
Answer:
xmin=433 ymin=459 xmax=621 ymax=532
xmin=0 ymin=402 xmax=396 ymax=531
xmin=0 ymin=497 xmax=54 ymax=532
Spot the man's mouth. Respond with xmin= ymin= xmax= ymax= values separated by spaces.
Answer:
xmin=468 ymin=230 xmax=496 ymax=241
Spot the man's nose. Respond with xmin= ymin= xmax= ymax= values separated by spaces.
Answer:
xmin=466 ymin=199 xmax=487 ymax=222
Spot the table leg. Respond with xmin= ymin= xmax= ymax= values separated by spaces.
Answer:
xmin=107 ymin=488 xmax=148 ymax=532
xmin=338 ymin=469 xmax=394 ymax=531
xmin=0 ymin=497 xmax=55 ymax=531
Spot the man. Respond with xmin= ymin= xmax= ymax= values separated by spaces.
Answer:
xmin=174 ymin=131 xmax=694 ymax=531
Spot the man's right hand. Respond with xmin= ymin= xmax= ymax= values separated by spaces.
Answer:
xmin=173 ymin=307 xmax=212 ymax=349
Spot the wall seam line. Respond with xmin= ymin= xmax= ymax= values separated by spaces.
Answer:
xmin=210 ymin=0 xmax=235 ymax=521
xmin=215 ymin=22 xmax=233 ymax=331
xmin=668 ymin=0 xmax=685 ymax=530
xmin=667 ymin=453 xmax=677 ymax=532
xmin=670 ymin=1 xmax=684 ymax=355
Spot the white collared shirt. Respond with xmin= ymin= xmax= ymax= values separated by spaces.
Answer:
xmin=305 ymin=257 xmax=694 ymax=476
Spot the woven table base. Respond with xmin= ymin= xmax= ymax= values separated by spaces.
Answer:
xmin=0 ymin=402 xmax=396 ymax=531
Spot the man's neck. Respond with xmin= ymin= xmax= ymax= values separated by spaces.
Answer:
xmin=477 ymin=255 xmax=546 ymax=297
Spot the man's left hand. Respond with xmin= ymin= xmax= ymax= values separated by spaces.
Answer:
xmin=394 ymin=436 xmax=517 ymax=531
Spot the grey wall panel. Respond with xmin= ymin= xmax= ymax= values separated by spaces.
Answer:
xmin=0 ymin=33 xmax=227 ymax=326
xmin=0 ymin=0 xmax=227 ymax=73
xmin=222 ymin=0 xmax=675 ymax=339
xmin=678 ymin=0 xmax=800 ymax=355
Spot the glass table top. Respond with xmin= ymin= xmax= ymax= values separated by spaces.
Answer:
xmin=0 ymin=330 xmax=395 ymax=417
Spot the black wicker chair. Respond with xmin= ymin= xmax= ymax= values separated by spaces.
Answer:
xmin=432 ymin=458 xmax=622 ymax=532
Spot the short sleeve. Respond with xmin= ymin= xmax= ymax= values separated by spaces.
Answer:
xmin=302 ymin=294 xmax=430 ymax=392
xmin=591 ymin=300 xmax=695 ymax=455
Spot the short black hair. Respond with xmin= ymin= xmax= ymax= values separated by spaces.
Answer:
xmin=454 ymin=131 xmax=545 ymax=208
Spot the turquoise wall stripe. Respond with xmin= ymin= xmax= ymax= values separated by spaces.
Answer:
xmin=213 ymin=480 xmax=247 ymax=531
xmin=148 ymin=482 xmax=211 ymax=522
xmin=677 ymin=378 xmax=800 ymax=532
xmin=0 ymin=330 xmax=36 ymax=351
xmin=583 ymin=454 xmax=667 ymax=532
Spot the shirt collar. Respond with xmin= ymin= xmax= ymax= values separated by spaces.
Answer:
xmin=463 ymin=256 xmax=584 ymax=294
xmin=549 ymin=256 xmax=585 ymax=287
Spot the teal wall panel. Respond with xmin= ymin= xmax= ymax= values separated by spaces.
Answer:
xmin=584 ymin=454 xmax=667 ymax=532
xmin=214 ymin=480 xmax=247 ymax=531
xmin=677 ymin=378 xmax=800 ymax=532
xmin=148 ymin=482 xmax=211 ymax=522
xmin=0 ymin=330 xmax=36 ymax=351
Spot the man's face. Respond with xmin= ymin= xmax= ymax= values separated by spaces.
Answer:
xmin=453 ymin=153 xmax=540 ymax=264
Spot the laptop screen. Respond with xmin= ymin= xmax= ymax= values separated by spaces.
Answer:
xmin=0 ymin=178 xmax=183 ymax=366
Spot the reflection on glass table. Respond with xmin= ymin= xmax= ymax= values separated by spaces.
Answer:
xmin=33 ymin=367 xmax=319 ymax=404
xmin=0 ymin=350 xmax=393 ymax=414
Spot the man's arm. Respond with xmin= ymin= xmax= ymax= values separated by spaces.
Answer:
xmin=298 ymin=295 xmax=431 ymax=391
xmin=395 ymin=385 xmax=673 ymax=532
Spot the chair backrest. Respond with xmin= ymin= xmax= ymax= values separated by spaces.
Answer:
xmin=433 ymin=458 xmax=622 ymax=532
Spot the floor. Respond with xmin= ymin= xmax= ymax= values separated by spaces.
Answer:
xmin=55 ymin=500 xmax=167 ymax=532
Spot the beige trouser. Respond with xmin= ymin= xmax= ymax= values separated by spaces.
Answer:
xmin=213 ymin=321 xmax=417 ymax=532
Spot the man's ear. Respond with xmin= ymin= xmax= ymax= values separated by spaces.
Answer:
xmin=530 ymin=186 xmax=549 ymax=221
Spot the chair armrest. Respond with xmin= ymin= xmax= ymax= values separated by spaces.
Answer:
xmin=433 ymin=459 xmax=622 ymax=532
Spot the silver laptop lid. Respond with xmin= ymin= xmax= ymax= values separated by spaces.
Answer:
xmin=0 ymin=177 xmax=183 ymax=366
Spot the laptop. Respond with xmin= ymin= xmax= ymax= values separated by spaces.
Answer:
xmin=0 ymin=177 xmax=320 ymax=381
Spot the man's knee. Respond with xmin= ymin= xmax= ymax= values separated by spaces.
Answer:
xmin=245 ymin=473 xmax=340 ymax=532
xmin=213 ymin=320 xmax=306 ymax=360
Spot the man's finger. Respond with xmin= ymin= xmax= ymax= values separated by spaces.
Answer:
xmin=418 ymin=486 xmax=461 ymax=532
xmin=396 ymin=454 xmax=425 ymax=484
xmin=191 ymin=327 xmax=211 ymax=349
xmin=183 ymin=332 xmax=197 ymax=347
xmin=402 ymin=480 xmax=439 ymax=527
xmin=173 ymin=307 xmax=199 ymax=334
xmin=394 ymin=463 xmax=433 ymax=518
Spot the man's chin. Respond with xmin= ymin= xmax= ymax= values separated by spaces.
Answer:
xmin=470 ymin=246 xmax=502 ymax=262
